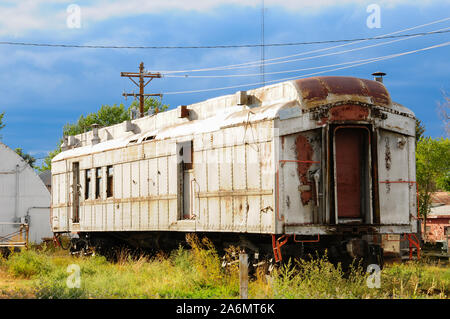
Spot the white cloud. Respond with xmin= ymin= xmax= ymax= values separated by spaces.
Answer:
xmin=0 ymin=0 xmax=446 ymax=36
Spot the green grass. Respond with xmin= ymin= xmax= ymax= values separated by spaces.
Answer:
xmin=0 ymin=237 xmax=448 ymax=299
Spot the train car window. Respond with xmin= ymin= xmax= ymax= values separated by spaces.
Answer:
xmin=72 ymin=162 xmax=80 ymax=223
xmin=106 ymin=165 xmax=113 ymax=198
xmin=85 ymin=169 xmax=91 ymax=200
xmin=95 ymin=167 xmax=102 ymax=199
xmin=143 ymin=136 xmax=155 ymax=142
xmin=184 ymin=141 xmax=193 ymax=170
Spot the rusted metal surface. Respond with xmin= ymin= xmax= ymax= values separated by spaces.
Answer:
xmin=294 ymin=135 xmax=314 ymax=205
xmin=360 ymin=78 xmax=391 ymax=106
xmin=334 ymin=128 xmax=363 ymax=218
xmin=295 ymin=76 xmax=392 ymax=109
xmin=329 ymin=104 xmax=369 ymax=122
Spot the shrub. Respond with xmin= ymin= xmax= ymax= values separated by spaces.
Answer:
xmin=5 ymin=249 xmax=53 ymax=278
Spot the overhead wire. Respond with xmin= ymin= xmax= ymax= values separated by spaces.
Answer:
xmin=162 ymin=41 xmax=450 ymax=95
xmin=0 ymin=29 xmax=448 ymax=51
xmin=155 ymin=17 xmax=450 ymax=74
xmin=162 ymin=26 xmax=450 ymax=76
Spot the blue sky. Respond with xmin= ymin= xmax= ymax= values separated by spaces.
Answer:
xmin=0 ymin=0 xmax=449 ymax=167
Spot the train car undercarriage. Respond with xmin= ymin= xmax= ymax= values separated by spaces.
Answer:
xmin=61 ymin=230 xmax=386 ymax=270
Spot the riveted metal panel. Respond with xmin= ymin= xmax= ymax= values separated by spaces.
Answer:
xmin=84 ymin=204 xmax=92 ymax=231
xmin=148 ymin=158 xmax=158 ymax=196
xmin=233 ymin=195 xmax=247 ymax=231
xmin=131 ymin=161 xmax=140 ymax=198
xmin=115 ymin=164 xmax=123 ymax=199
xmin=260 ymin=141 xmax=273 ymax=190
xmin=378 ymin=129 xmax=411 ymax=225
xmin=158 ymin=157 xmax=168 ymax=196
xmin=106 ymin=203 xmax=114 ymax=230
xmin=208 ymin=198 xmax=220 ymax=230
xmin=94 ymin=204 xmax=103 ymax=231
xmin=140 ymin=201 xmax=148 ymax=229
xmin=246 ymin=144 xmax=260 ymax=189
xmin=123 ymin=163 xmax=132 ymax=199
xmin=233 ymin=144 xmax=246 ymax=190
xmin=169 ymin=198 xmax=178 ymax=225
xmin=122 ymin=201 xmax=131 ymax=230
xmin=207 ymin=148 xmax=219 ymax=192
xmin=219 ymin=147 xmax=232 ymax=191
xmin=220 ymin=196 xmax=233 ymax=230
xmin=158 ymin=200 xmax=169 ymax=229
xmin=140 ymin=159 xmax=149 ymax=197
xmin=168 ymin=155 xmax=178 ymax=195
xmin=114 ymin=202 xmax=122 ymax=231
xmin=149 ymin=200 xmax=158 ymax=228
xmin=279 ymin=129 xmax=322 ymax=225
xmin=59 ymin=173 xmax=66 ymax=205
xmin=261 ymin=195 xmax=274 ymax=233
xmin=131 ymin=201 xmax=140 ymax=230
xmin=247 ymin=195 xmax=261 ymax=232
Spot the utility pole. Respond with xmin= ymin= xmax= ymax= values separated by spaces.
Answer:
xmin=121 ymin=62 xmax=162 ymax=118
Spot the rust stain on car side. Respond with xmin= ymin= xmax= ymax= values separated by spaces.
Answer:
xmin=295 ymin=134 xmax=313 ymax=205
xmin=329 ymin=104 xmax=369 ymax=122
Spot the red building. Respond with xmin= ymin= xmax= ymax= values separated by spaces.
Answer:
xmin=423 ymin=192 xmax=450 ymax=244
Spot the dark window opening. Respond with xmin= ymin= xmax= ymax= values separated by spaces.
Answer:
xmin=72 ymin=162 xmax=80 ymax=223
xmin=85 ymin=169 xmax=91 ymax=200
xmin=143 ymin=136 xmax=155 ymax=142
xmin=107 ymin=166 xmax=114 ymax=198
xmin=183 ymin=141 xmax=194 ymax=170
xmin=177 ymin=140 xmax=194 ymax=220
xmin=95 ymin=167 xmax=102 ymax=199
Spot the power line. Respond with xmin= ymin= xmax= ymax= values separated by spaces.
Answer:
xmin=162 ymin=41 xmax=449 ymax=95
xmin=156 ymin=17 xmax=450 ymax=74
xmin=163 ymin=26 xmax=449 ymax=77
xmin=0 ymin=29 xmax=448 ymax=50
xmin=162 ymin=51 xmax=434 ymax=79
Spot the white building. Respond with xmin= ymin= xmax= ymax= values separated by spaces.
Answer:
xmin=0 ymin=142 xmax=52 ymax=244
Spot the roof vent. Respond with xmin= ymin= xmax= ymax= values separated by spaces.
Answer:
xmin=372 ymin=71 xmax=386 ymax=83
xmin=123 ymin=120 xmax=137 ymax=133
xmin=91 ymin=123 xmax=100 ymax=145
xmin=236 ymin=91 xmax=247 ymax=105
xmin=177 ymin=105 xmax=190 ymax=118
xmin=61 ymin=136 xmax=69 ymax=151
xmin=67 ymin=135 xmax=79 ymax=148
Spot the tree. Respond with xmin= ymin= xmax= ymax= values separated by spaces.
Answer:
xmin=437 ymin=91 xmax=449 ymax=137
xmin=15 ymin=148 xmax=37 ymax=168
xmin=38 ymin=98 xmax=169 ymax=172
xmin=415 ymin=118 xmax=425 ymax=144
xmin=0 ymin=112 xmax=5 ymax=139
xmin=0 ymin=112 xmax=5 ymax=131
xmin=416 ymin=137 xmax=450 ymax=240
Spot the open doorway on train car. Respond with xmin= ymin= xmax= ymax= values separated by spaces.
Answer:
xmin=72 ymin=162 xmax=80 ymax=223
xmin=332 ymin=126 xmax=372 ymax=224
xmin=177 ymin=141 xmax=193 ymax=220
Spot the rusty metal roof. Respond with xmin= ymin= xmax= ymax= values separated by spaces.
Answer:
xmin=431 ymin=192 xmax=450 ymax=205
xmin=53 ymin=76 xmax=408 ymax=162
xmin=294 ymin=76 xmax=391 ymax=109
